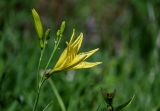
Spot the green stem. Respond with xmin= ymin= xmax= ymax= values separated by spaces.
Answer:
xmin=48 ymin=78 xmax=66 ymax=111
xmin=45 ymin=38 xmax=61 ymax=70
xmin=33 ymin=77 xmax=46 ymax=111
xmin=34 ymin=36 xmax=62 ymax=111
xmin=36 ymin=50 xmax=44 ymax=89
xmin=44 ymin=38 xmax=66 ymax=111
xmin=45 ymin=46 xmax=57 ymax=70
xmin=33 ymin=28 xmax=59 ymax=111
xmin=33 ymin=50 xmax=44 ymax=111
xmin=42 ymin=100 xmax=53 ymax=111
xmin=96 ymin=104 xmax=101 ymax=111
xmin=33 ymin=48 xmax=46 ymax=111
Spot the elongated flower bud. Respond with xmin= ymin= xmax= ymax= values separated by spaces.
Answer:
xmin=32 ymin=8 xmax=44 ymax=49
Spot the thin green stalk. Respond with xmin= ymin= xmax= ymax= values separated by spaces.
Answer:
xmin=48 ymin=78 xmax=66 ymax=111
xmin=33 ymin=37 xmax=47 ymax=111
xmin=33 ymin=30 xmax=64 ymax=111
xmin=42 ymin=100 xmax=53 ymax=111
xmin=33 ymin=78 xmax=46 ymax=111
xmin=33 ymin=37 xmax=61 ymax=111
xmin=36 ymin=30 xmax=48 ymax=89
xmin=45 ymin=46 xmax=57 ymax=70
xmin=44 ymin=38 xmax=66 ymax=111
xmin=96 ymin=104 xmax=101 ymax=111
xmin=45 ymin=38 xmax=61 ymax=70
xmin=37 ymin=49 xmax=44 ymax=89
xmin=33 ymin=50 xmax=44 ymax=111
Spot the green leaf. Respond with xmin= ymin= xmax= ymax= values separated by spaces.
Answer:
xmin=115 ymin=95 xmax=135 ymax=111
xmin=32 ymin=8 xmax=43 ymax=39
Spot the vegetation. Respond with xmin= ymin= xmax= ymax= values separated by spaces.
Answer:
xmin=0 ymin=0 xmax=160 ymax=111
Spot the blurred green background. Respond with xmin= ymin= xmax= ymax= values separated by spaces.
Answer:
xmin=0 ymin=0 xmax=160 ymax=111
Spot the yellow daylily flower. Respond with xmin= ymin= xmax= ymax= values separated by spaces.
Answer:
xmin=49 ymin=30 xmax=102 ymax=74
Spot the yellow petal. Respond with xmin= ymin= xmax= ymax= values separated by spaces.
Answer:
xmin=53 ymin=52 xmax=87 ymax=72
xmin=69 ymin=29 xmax=75 ymax=44
xmin=55 ymin=43 xmax=76 ymax=69
xmin=71 ymin=61 xmax=102 ymax=70
xmin=78 ymin=48 xmax=99 ymax=60
xmin=50 ymin=29 xmax=101 ymax=75
xmin=67 ymin=44 xmax=76 ymax=61
xmin=64 ymin=54 xmax=87 ymax=70
xmin=54 ymin=48 xmax=68 ymax=68
xmin=53 ymin=34 xmax=82 ymax=71
xmin=53 ymin=56 xmax=69 ymax=72
xmin=71 ymin=33 xmax=83 ymax=53
xmin=54 ymin=33 xmax=82 ymax=69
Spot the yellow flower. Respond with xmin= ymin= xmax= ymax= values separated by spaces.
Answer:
xmin=49 ymin=30 xmax=101 ymax=74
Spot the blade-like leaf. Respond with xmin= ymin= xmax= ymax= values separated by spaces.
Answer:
xmin=32 ymin=8 xmax=43 ymax=39
xmin=115 ymin=95 xmax=135 ymax=111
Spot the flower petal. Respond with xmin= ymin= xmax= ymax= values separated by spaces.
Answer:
xmin=71 ymin=33 xmax=83 ymax=53
xmin=54 ymin=48 xmax=68 ymax=69
xmin=53 ymin=33 xmax=83 ymax=71
xmin=69 ymin=29 xmax=75 ymax=44
xmin=78 ymin=48 xmax=99 ymax=60
xmin=71 ymin=61 xmax=102 ymax=69
xmin=50 ymin=30 xmax=101 ymax=75
xmin=52 ymin=56 xmax=69 ymax=72
xmin=64 ymin=54 xmax=87 ymax=70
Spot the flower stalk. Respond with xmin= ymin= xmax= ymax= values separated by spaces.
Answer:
xmin=32 ymin=8 xmax=101 ymax=111
xmin=33 ymin=77 xmax=46 ymax=111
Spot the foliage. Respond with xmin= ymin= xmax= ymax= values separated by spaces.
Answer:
xmin=0 ymin=0 xmax=160 ymax=111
